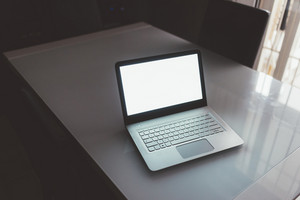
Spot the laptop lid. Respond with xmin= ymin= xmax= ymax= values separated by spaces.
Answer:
xmin=115 ymin=50 xmax=207 ymax=125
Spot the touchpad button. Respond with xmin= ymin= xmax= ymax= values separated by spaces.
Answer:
xmin=176 ymin=139 xmax=214 ymax=159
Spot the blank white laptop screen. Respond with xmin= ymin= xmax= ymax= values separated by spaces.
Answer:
xmin=119 ymin=54 xmax=203 ymax=116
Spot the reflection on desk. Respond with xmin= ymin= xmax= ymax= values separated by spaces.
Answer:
xmin=208 ymin=71 xmax=300 ymax=199
xmin=235 ymin=146 xmax=300 ymax=200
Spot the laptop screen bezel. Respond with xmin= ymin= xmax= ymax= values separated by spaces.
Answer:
xmin=115 ymin=50 xmax=207 ymax=125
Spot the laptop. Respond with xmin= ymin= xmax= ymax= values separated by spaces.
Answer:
xmin=115 ymin=50 xmax=243 ymax=171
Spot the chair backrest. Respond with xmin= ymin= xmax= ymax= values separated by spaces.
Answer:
xmin=198 ymin=0 xmax=269 ymax=68
xmin=146 ymin=0 xmax=208 ymax=44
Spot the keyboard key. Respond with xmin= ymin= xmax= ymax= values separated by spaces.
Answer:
xmin=141 ymin=135 xmax=149 ymax=140
xmin=146 ymin=141 xmax=158 ymax=147
xmin=174 ymin=131 xmax=180 ymax=135
xmin=144 ymin=138 xmax=152 ymax=143
xmin=171 ymin=134 xmax=200 ymax=146
xmin=148 ymin=147 xmax=155 ymax=152
xmin=139 ymin=131 xmax=144 ymax=136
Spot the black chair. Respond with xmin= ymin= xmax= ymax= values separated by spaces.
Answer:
xmin=146 ymin=0 xmax=208 ymax=44
xmin=198 ymin=0 xmax=270 ymax=68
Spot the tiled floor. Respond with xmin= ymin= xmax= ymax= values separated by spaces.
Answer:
xmin=0 ymin=114 xmax=43 ymax=200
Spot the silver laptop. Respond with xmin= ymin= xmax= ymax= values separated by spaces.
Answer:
xmin=115 ymin=50 xmax=243 ymax=171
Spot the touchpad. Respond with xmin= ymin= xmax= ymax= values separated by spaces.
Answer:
xmin=176 ymin=139 xmax=214 ymax=159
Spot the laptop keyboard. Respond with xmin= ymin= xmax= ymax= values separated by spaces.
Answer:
xmin=138 ymin=113 xmax=225 ymax=152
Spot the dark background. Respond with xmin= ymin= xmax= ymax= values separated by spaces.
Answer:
xmin=0 ymin=0 xmax=208 ymax=52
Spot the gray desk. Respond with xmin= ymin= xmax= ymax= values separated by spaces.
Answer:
xmin=4 ymin=22 xmax=300 ymax=200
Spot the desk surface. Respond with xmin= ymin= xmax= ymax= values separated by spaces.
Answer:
xmin=5 ymin=22 xmax=300 ymax=200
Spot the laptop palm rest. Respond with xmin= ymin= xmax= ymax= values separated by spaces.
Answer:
xmin=176 ymin=139 xmax=214 ymax=159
